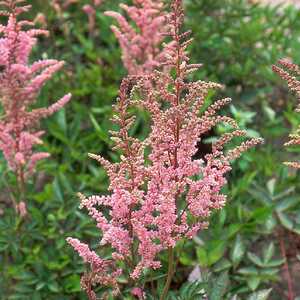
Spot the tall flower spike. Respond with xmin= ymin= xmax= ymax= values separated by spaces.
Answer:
xmin=105 ymin=0 xmax=172 ymax=75
xmin=0 ymin=0 xmax=71 ymax=211
xmin=67 ymin=0 xmax=262 ymax=298
xmin=273 ymin=58 xmax=300 ymax=168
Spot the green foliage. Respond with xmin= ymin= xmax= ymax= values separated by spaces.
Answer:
xmin=186 ymin=0 xmax=300 ymax=103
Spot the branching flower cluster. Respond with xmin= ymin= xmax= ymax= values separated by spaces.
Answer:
xmin=105 ymin=0 xmax=171 ymax=75
xmin=0 ymin=0 xmax=71 ymax=211
xmin=67 ymin=0 xmax=262 ymax=297
xmin=273 ymin=58 xmax=300 ymax=168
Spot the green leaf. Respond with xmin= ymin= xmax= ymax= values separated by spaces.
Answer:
xmin=247 ymin=288 xmax=272 ymax=300
xmin=179 ymin=280 xmax=206 ymax=299
xmin=64 ymin=275 xmax=81 ymax=293
xmin=263 ymin=242 xmax=274 ymax=264
xmin=266 ymin=178 xmax=276 ymax=196
xmin=247 ymin=252 xmax=264 ymax=267
xmin=35 ymin=282 xmax=46 ymax=291
xmin=264 ymin=259 xmax=285 ymax=268
xmin=277 ymin=212 xmax=294 ymax=231
xmin=227 ymin=224 xmax=242 ymax=238
xmin=209 ymin=272 xmax=229 ymax=300
xmin=197 ymin=241 xmax=226 ymax=267
xmin=275 ymin=196 xmax=299 ymax=212
xmin=238 ymin=267 xmax=259 ymax=276
xmin=248 ymin=185 xmax=272 ymax=204
xmin=13 ymin=284 xmax=33 ymax=294
xmin=47 ymin=281 xmax=60 ymax=293
xmin=250 ymin=207 xmax=273 ymax=224
xmin=53 ymin=177 xmax=63 ymax=203
xmin=259 ymin=268 xmax=279 ymax=277
xmin=55 ymin=109 xmax=67 ymax=134
xmin=213 ymin=259 xmax=232 ymax=273
xmin=264 ymin=215 xmax=277 ymax=232
xmin=263 ymin=105 xmax=276 ymax=122
xmin=197 ymin=248 xmax=209 ymax=268
xmin=292 ymin=224 xmax=300 ymax=235
xmin=247 ymin=277 xmax=261 ymax=291
xmin=89 ymin=113 xmax=110 ymax=144
xmin=230 ymin=235 xmax=245 ymax=268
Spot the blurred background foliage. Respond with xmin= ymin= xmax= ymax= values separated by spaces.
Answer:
xmin=1 ymin=0 xmax=300 ymax=299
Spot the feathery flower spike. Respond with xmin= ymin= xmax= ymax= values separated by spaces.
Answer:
xmin=105 ymin=0 xmax=173 ymax=75
xmin=67 ymin=0 xmax=262 ymax=298
xmin=273 ymin=58 xmax=300 ymax=168
xmin=0 ymin=0 xmax=71 ymax=213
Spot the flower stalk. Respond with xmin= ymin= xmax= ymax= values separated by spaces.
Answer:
xmin=160 ymin=247 xmax=175 ymax=300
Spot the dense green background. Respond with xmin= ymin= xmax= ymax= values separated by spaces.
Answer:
xmin=1 ymin=0 xmax=300 ymax=299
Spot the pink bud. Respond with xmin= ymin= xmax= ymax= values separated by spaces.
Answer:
xmin=131 ymin=287 xmax=145 ymax=299
xmin=16 ymin=201 xmax=27 ymax=218
xmin=82 ymin=4 xmax=95 ymax=16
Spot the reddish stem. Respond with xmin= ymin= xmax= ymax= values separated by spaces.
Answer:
xmin=85 ymin=273 xmax=97 ymax=300
xmin=278 ymin=229 xmax=294 ymax=300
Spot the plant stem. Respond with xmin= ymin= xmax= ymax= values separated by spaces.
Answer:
xmin=85 ymin=272 xmax=97 ymax=300
xmin=160 ymin=247 xmax=175 ymax=300
xmin=278 ymin=229 xmax=294 ymax=300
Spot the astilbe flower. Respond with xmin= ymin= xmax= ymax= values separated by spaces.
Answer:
xmin=83 ymin=0 xmax=104 ymax=36
xmin=67 ymin=0 xmax=262 ymax=298
xmin=0 ymin=0 xmax=71 ymax=211
xmin=51 ymin=0 xmax=103 ymax=37
xmin=273 ymin=58 xmax=300 ymax=168
xmin=105 ymin=0 xmax=172 ymax=75
xmin=51 ymin=0 xmax=78 ymax=16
